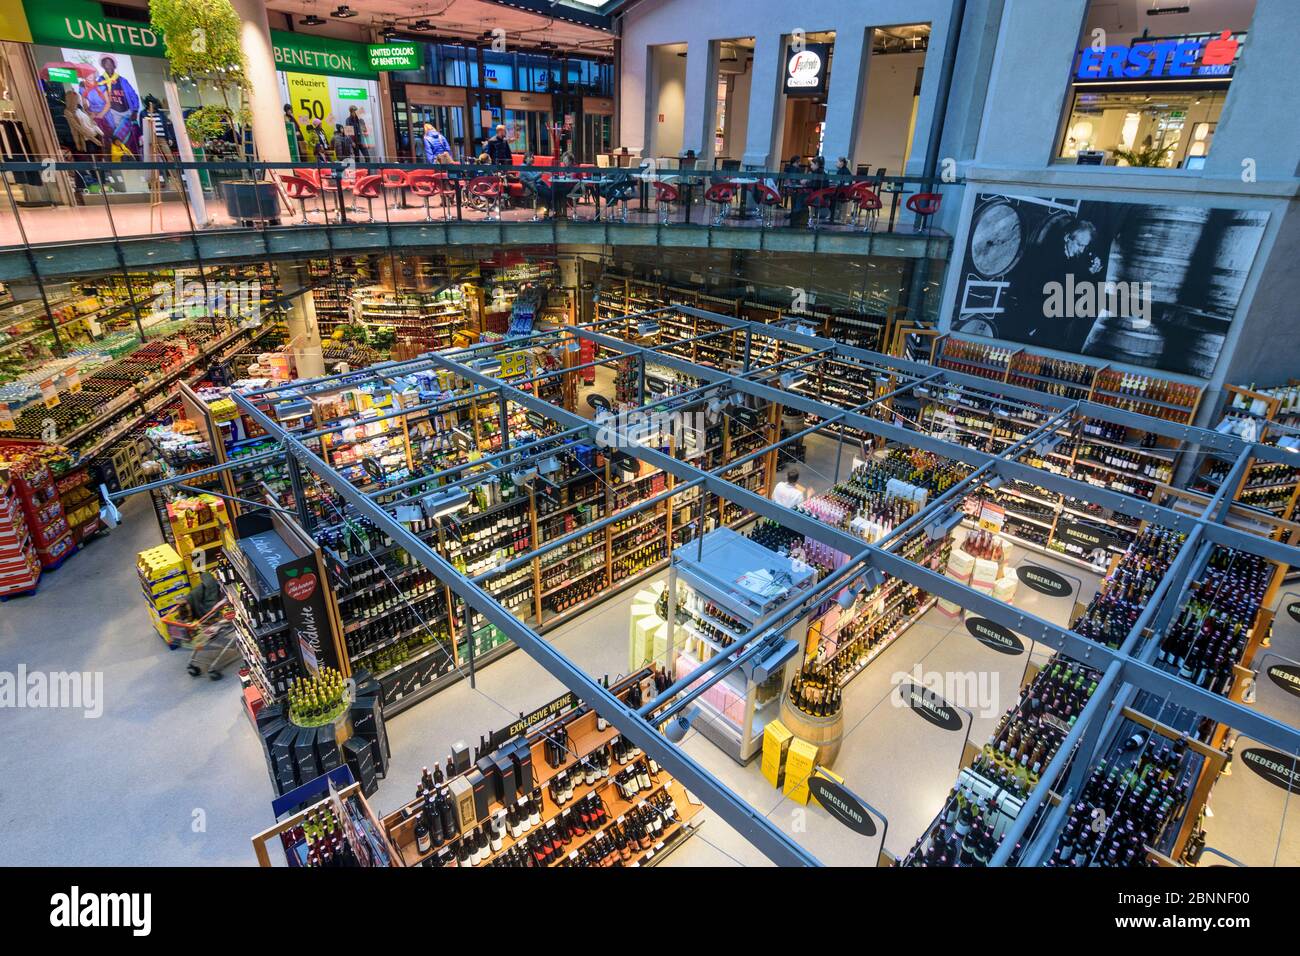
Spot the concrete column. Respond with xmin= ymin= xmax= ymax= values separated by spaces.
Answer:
xmin=821 ymin=26 xmax=868 ymax=165
xmin=285 ymin=292 xmax=326 ymax=378
xmin=680 ymin=39 xmax=716 ymax=159
xmin=276 ymin=264 xmax=325 ymax=377
xmin=742 ymin=32 xmax=784 ymax=168
xmin=163 ymin=78 xmax=209 ymax=226
xmin=1203 ymin=0 xmax=1300 ymax=182
xmin=229 ymin=0 xmax=290 ymax=162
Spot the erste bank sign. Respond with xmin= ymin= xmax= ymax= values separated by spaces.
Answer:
xmin=1075 ymin=30 xmax=1241 ymax=82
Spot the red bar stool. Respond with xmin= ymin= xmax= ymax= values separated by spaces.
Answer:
xmin=279 ymin=173 xmax=324 ymax=225
xmin=466 ymin=175 xmax=503 ymax=221
xmin=381 ymin=168 xmax=410 ymax=209
xmin=405 ymin=169 xmax=440 ymax=221
xmin=652 ymin=181 xmax=680 ymax=224
xmin=703 ymin=181 xmax=737 ymax=226
xmin=805 ymin=187 xmax=838 ymax=230
xmin=352 ymin=173 xmax=384 ymax=222
xmin=433 ymin=173 xmax=459 ymax=220
xmin=751 ymin=181 xmax=784 ymax=227
xmin=906 ymin=192 xmax=943 ymax=232
xmin=847 ymin=182 xmax=883 ymax=231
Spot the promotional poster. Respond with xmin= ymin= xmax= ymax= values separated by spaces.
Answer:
xmin=952 ymin=192 xmax=1268 ymax=377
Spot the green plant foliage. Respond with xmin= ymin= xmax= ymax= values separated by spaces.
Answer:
xmin=1112 ymin=143 xmax=1175 ymax=167
xmin=151 ymin=0 xmax=255 ymax=157
xmin=150 ymin=0 xmax=247 ymax=88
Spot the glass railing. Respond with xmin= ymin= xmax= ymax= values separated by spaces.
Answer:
xmin=0 ymin=158 xmax=962 ymax=255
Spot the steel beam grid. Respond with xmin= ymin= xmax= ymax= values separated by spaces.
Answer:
xmin=231 ymin=387 xmax=823 ymax=867
xmin=212 ymin=310 xmax=1300 ymax=867
xmin=568 ymin=315 xmax=1300 ymax=568
xmin=417 ymin=336 xmax=1300 ymax=751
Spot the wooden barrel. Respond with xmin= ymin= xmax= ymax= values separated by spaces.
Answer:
xmin=1083 ymin=205 xmax=1265 ymax=377
xmin=1081 ymin=313 xmax=1163 ymax=365
xmin=778 ymin=697 xmax=844 ymax=769
xmin=968 ymin=197 xmax=1025 ymax=278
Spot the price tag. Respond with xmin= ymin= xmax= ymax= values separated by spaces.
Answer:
xmin=66 ymin=371 xmax=81 ymax=394
xmin=0 ymin=407 xmax=14 ymax=431
xmin=41 ymin=381 xmax=59 ymax=408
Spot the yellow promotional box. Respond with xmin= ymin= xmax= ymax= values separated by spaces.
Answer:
xmin=761 ymin=719 xmax=794 ymax=788
xmin=782 ymin=738 xmax=820 ymax=805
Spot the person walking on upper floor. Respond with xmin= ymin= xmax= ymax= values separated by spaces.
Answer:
xmin=331 ymin=123 xmax=354 ymax=162
xmin=485 ymin=124 xmax=513 ymax=165
xmin=346 ymin=106 xmax=370 ymax=162
xmin=423 ymin=122 xmax=451 ymax=164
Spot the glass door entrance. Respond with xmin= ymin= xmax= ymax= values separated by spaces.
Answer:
xmin=401 ymin=104 xmax=468 ymax=162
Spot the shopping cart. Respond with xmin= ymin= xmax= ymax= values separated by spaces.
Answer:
xmin=162 ymin=600 xmax=241 ymax=680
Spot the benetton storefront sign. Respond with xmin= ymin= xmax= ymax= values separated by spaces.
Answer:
xmin=22 ymin=0 xmax=377 ymax=79
xmin=24 ymin=0 xmax=163 ymax=55
xmin=272 ymin=30 xmax=376 ymax=80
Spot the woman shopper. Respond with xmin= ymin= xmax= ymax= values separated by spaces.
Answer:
xmin=423 ymin=123 xmax=451 ymax=164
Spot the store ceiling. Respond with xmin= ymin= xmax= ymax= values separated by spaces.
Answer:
xmin=267 ymin=0 xmax=615 ymax=53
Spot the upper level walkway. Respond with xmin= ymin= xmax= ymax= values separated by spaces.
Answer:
xmin=0 ymin=160 xmax=957 ymax=280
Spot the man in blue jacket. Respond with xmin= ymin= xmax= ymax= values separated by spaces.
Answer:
xmin=423 ymin=122 xmax=451 ymax=163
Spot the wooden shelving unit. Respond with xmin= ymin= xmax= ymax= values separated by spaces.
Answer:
xmin=380 ymin=670 xmax=704 ymax=868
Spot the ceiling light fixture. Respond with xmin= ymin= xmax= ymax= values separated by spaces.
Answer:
xmin=332 ymin=5 xmax=358 ymax=19
xmin=299 ymin=13 xmax=326 ymax=26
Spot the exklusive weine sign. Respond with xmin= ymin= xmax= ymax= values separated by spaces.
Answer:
xmin=783 ymin=42 xmax=830 ymax=96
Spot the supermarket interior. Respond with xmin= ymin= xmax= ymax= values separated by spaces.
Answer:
xmin=0 ymin=0 xmax=1297 ymax=890
xmin=2 ymin=245 xmax=1299 ymax=874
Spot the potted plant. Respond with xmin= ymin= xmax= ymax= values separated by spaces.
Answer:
xmin=151 ymin=0 xmax=280 ymax=221
xmin=1112 ymin=142 xmax=1175 ymax=168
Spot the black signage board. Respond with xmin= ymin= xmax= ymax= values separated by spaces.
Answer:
xmin=896 ymin=680 xmax=964 ymax=732
xmin=361 ymin=457 xmax=384 ymax=484
xmin=1240 ymin=747 xmax=1300 ymax=794
xmin=323 ymin=547 xmax=352 ymax=590
xmin=783 ymin=42 xmax=831 ymax=97
xmin=965 ymin=616 xmax=1026 ymax=656
xmin=1287 ymin=600 xmax=1300 ymax=625
xmin=277 ymin=553 xmax=341 ymax=674
xmin=1267 ymin=663 xmax=1300 ymax=699
xmin=489 ymin=691 xmax=579 ymax=750
xmin=241 ymin=528 xmax=297 ymax=593
xmin=1055 ymin=518 xmax=1120 ymax=553
xmin=1016 ymin=564 xmax=1073 ymax=598
xmin=808 ymin=773 xmax=877 ymax=837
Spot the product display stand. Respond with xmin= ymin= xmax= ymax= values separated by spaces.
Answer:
xmin=667 ymin=527 xmax=816 ymax=764
xmin=251 ymin=777 xmax=396 ymax=867
xmin=381 ymin=668 xmax=704 ymax=868
xmin=1191 ymin=383 xmax=1300 ymax=520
